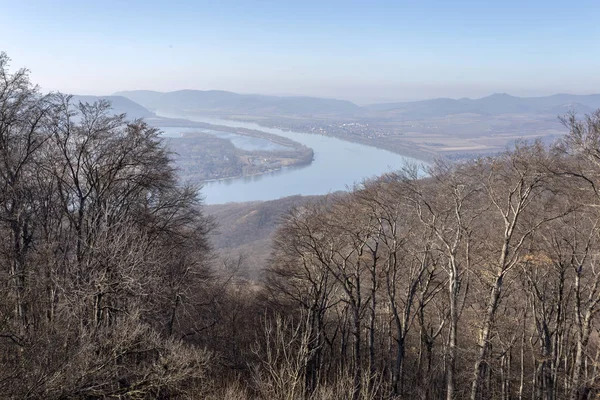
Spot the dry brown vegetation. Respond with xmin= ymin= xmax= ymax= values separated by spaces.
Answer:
xmin=262 ymin=115 xmax=600 ymax=400
xmin=0 ymin=53 xmax=215 ymax=398
xmin=5 ymin=53 xmax=600 ymax=400
xmin=206 ymin=195 xmax=325 ymax=280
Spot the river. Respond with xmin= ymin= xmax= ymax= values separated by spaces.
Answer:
xmin=156 ymin=112 xmax=426 ymax=204
xmin=159 ymin=126 xmax=290 ymax=152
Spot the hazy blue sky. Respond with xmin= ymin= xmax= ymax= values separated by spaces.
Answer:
xmin=1 ymin=0 xmax=599 ymax=103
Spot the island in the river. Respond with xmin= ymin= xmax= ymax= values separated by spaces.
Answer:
xmin=153 ymin=119 xmax=314 ymax=183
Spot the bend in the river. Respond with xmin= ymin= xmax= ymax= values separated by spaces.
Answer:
xmin=156 ymin=111 xmax=427 ymax=204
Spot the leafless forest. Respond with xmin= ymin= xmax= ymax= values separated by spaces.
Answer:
xmin=4 ymin=54 xmax=600 ymax=400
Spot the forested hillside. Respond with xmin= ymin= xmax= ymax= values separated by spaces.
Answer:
xmin=206 ymin=195 xmax=325 ymax=279
xmin=0 ymin=53 xmax=218 ymax=398
xmin=5 ymin=53 xmax=600 ymax=400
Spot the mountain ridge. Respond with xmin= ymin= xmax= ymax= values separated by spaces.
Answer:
xmin=113 ymin=89 xmax=361 ymax=116
xmin=113 ymin=89 xmax=600 ymax=119
xmin=366 ymin=92 xmax=600 ymax=117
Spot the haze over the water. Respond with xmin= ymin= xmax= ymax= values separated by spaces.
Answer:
xmin=2 ymin=0 xmax=599 ymax=103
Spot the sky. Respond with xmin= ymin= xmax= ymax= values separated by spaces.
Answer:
xmin=1 ymin=0 xmax=599 ymax=103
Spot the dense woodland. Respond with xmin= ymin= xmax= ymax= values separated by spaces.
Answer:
xmin=4 ymin=54 xmax=600 ymax=400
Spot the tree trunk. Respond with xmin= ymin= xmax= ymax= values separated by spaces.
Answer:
xmin=447 ymin=270 xmax=459 ymax=400
xmin=471 ymin=272 xmax=504 ymax=400
xmin=352 ymin=305 xmax=362 ymax=400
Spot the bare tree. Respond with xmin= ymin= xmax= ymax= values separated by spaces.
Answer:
xmin=469 ymin=144 xmax=567 ymax=400
xmin=405 ymin=161 xmax=481 ymax=400
xmin=0 ymin=54 xmax=215 ymax=398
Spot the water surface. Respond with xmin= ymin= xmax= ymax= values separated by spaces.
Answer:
xmin=159 ymin=126 xmax=289 ymax=151
xmin=157 ymin=111 xmax=427 ymax=204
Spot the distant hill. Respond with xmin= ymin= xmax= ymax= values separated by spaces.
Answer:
xmin=71 ymin=95 xmax=156 ymax=119
xmin=112 ymin=89 xmax=600 ymax=120
xmin=114 ymin=89 xmax=362 ymax=116
xmin=366 ymin=93 xmax=600 ymax=118
xmin=542 ymin=102 xmax=595 ymax=115
xmin=366 ymin=97 xmax=479 ymax=118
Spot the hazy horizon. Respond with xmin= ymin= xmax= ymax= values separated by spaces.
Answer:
xmin=2 ymin=0 xmax=599 ymax=103
xmin=108 ymin=88 xmax=600 ymax=106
